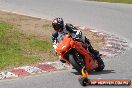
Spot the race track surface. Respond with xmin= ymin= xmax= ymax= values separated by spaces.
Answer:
xmin=0 ymin=0 xmax=132 ymax=88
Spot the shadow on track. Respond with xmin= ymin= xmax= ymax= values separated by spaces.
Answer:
xmin=71 ymin=70 xmax=115 ymax=76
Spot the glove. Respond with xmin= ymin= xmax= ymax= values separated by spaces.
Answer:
xmin=53 ymin=45 xmax=57 ymax=49
xmin=53 ymin=44 xmax=57 ymax=53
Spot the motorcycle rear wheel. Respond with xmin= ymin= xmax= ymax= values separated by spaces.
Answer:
xmin=95 ymin=58 xmax=105 ymax=72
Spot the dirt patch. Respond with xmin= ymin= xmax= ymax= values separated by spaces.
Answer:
xmin=0 ymin=11 xmax=53 ymax=39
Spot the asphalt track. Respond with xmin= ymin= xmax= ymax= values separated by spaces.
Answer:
xmin=0 ymin=0 xmax=132 ymax=88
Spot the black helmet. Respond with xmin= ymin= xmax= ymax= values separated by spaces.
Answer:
xmin=52 ymin=18 xmax=64 ymax=32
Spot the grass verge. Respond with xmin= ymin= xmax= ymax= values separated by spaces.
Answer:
xmin=0 ymin=22 xmax=53 ymax=70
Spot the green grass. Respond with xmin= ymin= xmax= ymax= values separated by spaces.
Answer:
xmin=30 ymin=39 xmax=52 ymax=51
xmin=88 ymin=0 xmax=132 ymax=4
xmin=0 ymin=22 xmax=52 ymax=70
xmin=0 ymin=22 xmax=12 ymax=38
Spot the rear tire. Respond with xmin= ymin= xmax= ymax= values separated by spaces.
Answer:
xmin=95 ymin=58 xmax=105 ymax=72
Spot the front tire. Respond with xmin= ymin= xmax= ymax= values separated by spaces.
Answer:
xmin=69 ymin=54 xmax=83 ymax=74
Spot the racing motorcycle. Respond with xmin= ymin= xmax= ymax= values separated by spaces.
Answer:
xmin=55 ymin=34 xmax=105 ymax=86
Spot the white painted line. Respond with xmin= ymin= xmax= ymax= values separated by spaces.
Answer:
xmin=89 ymin=30 xmax=99 ymax=33
xmin=0 ymin=71 xmax=18 ymax=80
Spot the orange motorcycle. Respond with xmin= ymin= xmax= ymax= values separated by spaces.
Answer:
xmin=55 ymin=34 xmax=105 ymax=75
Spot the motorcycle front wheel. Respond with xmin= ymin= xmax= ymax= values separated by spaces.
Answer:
xmin=69 ymin=53 xmax=84 ymax=74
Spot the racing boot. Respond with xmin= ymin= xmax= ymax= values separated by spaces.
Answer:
xmin=59 ymin=56 xmax=66 ymax=63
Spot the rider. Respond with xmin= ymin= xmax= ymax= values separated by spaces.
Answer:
xmin=52 ymin=17 xmax=100 ymax=63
